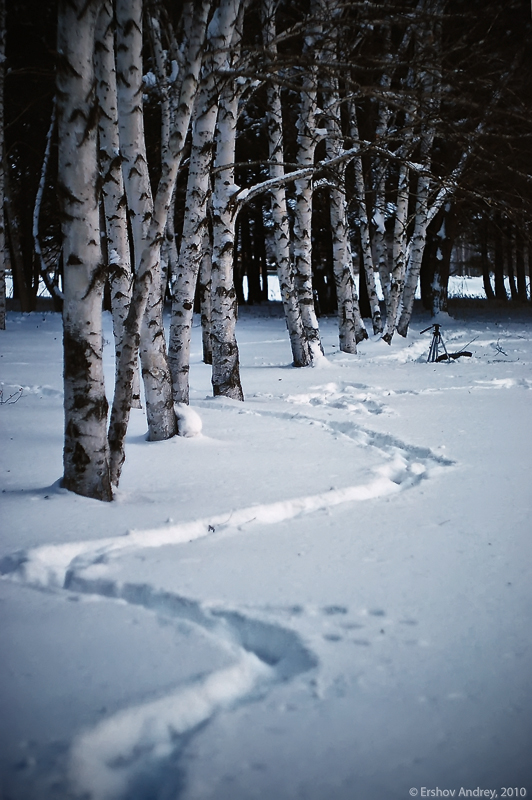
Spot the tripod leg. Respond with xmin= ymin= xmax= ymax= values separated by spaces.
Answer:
xmin=439 ymin=334 xmax=451 ymax=362
xmin=428 ymin=334 xmax=437 ymax=362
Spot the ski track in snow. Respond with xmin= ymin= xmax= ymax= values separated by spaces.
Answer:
xmin=0 ymin=389 xmax=455 ymax=800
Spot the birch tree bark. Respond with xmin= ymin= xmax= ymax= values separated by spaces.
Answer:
xmin=325 ymin=117 xmax=366 ymax=349
xmin=56 ymin=0 xmax=112 ymax=501
xmin=348 ymin=101 xmax=381 ymax=335
xmin=397 ymin=8 xmax=441 ymax=337
xmin=114 ymin=0 xmax=177 ymax=444
xmin=321 ymin=6 xmax=367 ymax=350
xmin=381 ymin=50 xmax=420 ymax=344
xmin=168 ymin=0 xmax=241 ymax=404
xmin=95 ymin=0 xmax=140 ymax=407
xmin=109 ymin=0 xmax=210 ymax=485
xmin=210 ymin=2 xmax=245 ymax=400
xmin=262 ymin=0 xmax=311 ymax=367
xmin=371 ymin=50 xmax=393 ymax=315
xmin=145 ymin=4 xmax=179 ymax=291
xmin=369 ymin=16 xmax=418 ymax=319
xmin=292 ymin=0 xmax=325 ymax=362
xmin=381 ymin=159 xmax=411 ymax=344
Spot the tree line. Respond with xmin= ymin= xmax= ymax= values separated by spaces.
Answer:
xmin=0 ymin=0 xmax=531 ymax=500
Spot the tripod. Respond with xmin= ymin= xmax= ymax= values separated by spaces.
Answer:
xmin=420 ymin=323 xmax=451 ymax=363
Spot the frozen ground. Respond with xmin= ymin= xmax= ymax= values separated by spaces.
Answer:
xmin=1 ymin=302 xmax=531 ymax=800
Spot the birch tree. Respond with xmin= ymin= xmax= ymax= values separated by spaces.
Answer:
xmin=209 ymin=1 xmax=247 ymax=400
xmin=114 ymin=0 xmax=176 ymax=445
xmin=419 ymin=203 xmax=456 ymax=315
xmin=144 ymin=2 xmax=180 ymax=289
xmin=348 ymin=101 xmax=382 ymax=335
xmin=94 ymin=0 xmax=140 ymax=407
xmin=392 ymin=13 xmax=524 ymax=337
xmin=168 ymin=0 xmax=242 ymax=404
xmin=396 ymin=4 xmax=441 ymax=337
xmin=56 ymin=0 xmax=112 ymax=501
xmin=109 ymin=0 xmax=210 ymax=485
xmin=370 ymin=28 xmax=395 ymax=313
xmin=262 ymin=0 xmax=311 ymax=367
xmin=291 ymin=0 xmax=325 ymax=362
xmin=321 ymin=2 xmax=368 ymax=349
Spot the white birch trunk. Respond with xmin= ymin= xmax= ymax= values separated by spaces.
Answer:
xmin=94 ymin=0 xmax=141 ymax=408
xmin=56 ymin=0 xmax=112 ymax=501
xmin=371 ymin=35 xmax=394 ymax=315
xmin=146 ymin=5 xmax=178 ymax=291
xmin=163 ymin=185 xmax=179 ymax=294
xmin=168 ymin=0 xmax=241 ymax=403
xmin=262 ymin=0 xmax=311 ymax=367
xmin=382 ymin=62 xmax=419 ymax=344
xmin=323 ymin=65 xmax=367 ymax=346
xmin=211 ymin=89 xmax=244 ymax=399
xmin=348 ymin=101 xmax=382 ymax=334
xmin=397 ymin=40 xmax=440 ymax=337
xmin=115 ymin=0 xmax=152 ymax=272
xmin=320 ymin=8 xmax=366 ymax=352
xmin=388 ymin=6 xmax=442 ymax=340
xmin=370 ymin=17 xmax=418 ymax=316
xmin=372 ymin=163 xmax=390 ymax=312
xmin=292 ymin=0 xmax=325 ymax=362
xmin=210 ymin=4 xmax=245 ymax=400
xmin=115 ymin=0 xmax=177 ymax=444
xmin=109 ymin=0 xmax=209 ymax=484
xmin=382 ymin=161 xmax=410 ymax=344
xmin=168 ymin=100 xmax=215 ymax=400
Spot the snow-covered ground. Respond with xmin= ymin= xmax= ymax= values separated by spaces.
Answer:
xmin=1 ymin=303 xmax=531 ymax=800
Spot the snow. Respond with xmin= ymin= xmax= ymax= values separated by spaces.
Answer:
xmin=108 ymin=249 xmax=121 ymax=266
xmin=372 ymin=209 xmax=386 ymax=234
xmin=1 ymin=303 xmax=532 ymax=800
xmin=175 ymin=403 xmax=203 ymax=438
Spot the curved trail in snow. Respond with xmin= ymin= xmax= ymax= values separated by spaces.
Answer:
xmin=63 ymin=581 xmax=316 ymax=800
xmin=0 ymin=410 xmax=454 ymax=800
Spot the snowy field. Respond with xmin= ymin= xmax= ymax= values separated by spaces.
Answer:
xmin=1 ymin=302 xmax=532 ymax=800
